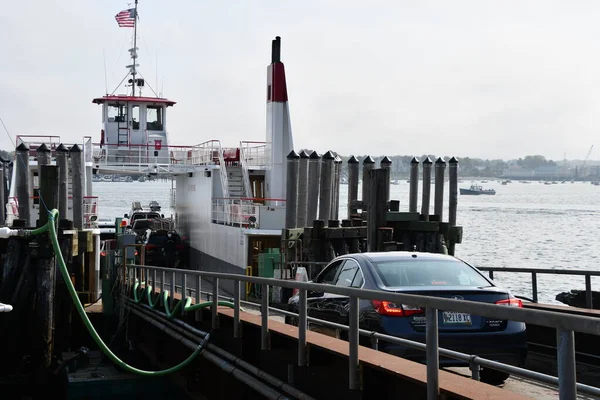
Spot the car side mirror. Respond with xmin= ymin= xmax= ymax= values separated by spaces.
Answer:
xmin=307 ymin=290 xmax=324 ymax=298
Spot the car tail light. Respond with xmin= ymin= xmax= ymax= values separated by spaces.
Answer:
xmin=100 ymin=251 xmax=106 ymax=257
xmin=495 ymin=297 xmax=522 ymax=307
xmin=176 ymin=244 xmax=185 ymax=250
xmin=146 ymin=244 xmax=157 ymax=250
xmin=371 ymin=300 xmax=423 ymax=317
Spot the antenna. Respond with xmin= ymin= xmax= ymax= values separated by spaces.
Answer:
xmin=126 ymin=0 xmax=140 ymax=96
xmin=156 ymin=52 xmax=158 ymax=97
xmin=103 ymin=48 xmax=108 ymax=94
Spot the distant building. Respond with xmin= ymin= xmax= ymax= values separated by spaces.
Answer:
xmin=501 ymin=166 xmax=534 ymax=178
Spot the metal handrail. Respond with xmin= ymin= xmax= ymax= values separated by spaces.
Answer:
xmin=478 ymin=266 xmax=599 ymax=308
xmin=238 ymin=141 xmax=253 ymax=198
xmin=128 ymin=264 xmax=598 ymax=399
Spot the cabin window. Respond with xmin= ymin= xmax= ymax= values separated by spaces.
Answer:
xmin=147 ymin=106 xmax=163 ymax=131
xmin=131 ymin=105 xmax=140 ymax=130
xmin=107 ymin=104 xmax=127 ymax=123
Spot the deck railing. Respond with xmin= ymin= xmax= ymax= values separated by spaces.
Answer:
xmin=478 ymin=266 xmax=600 ymax=308
xmin=211 ymin=197 xmax=285 ymax=228
xmin=127 ymin=264 xmax=600 ymax=399
xmin=240 ymin=141 xmax=267 ymax=167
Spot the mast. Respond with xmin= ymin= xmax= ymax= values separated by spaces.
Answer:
xmin=130 ymin=0 xmax=139 ymax=96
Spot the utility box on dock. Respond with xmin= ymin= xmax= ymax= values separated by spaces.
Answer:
xmin=258 ymin=249 xmax=281 ymax=278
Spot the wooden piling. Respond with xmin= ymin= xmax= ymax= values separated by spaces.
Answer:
xmin=361 ymin=156 xmax=375 ymax=211
xmin=70 ymin=144 xmax=84 ymax=229
xmin=36 ymin=143 xmax=52 ymax=166
xmin=15 ymin=143 xmax=31 ymax=226
xmin=409 ymin=157 xmax=419 ymax=213
xmin=285 ymin=150 xmax=300 ymax=229
xmin=448 ymin=157 xmax=459 ymax=255
xmin=35 ymin=165 xmax=59 ymax=380
xmin=380 ymin=156 xmax=392 ymax=201
xmin=0 ymin=163 xmax=5 ymax=225
xmin=318 ymin=151 xmax=335 ymax=222
xmin=347 ymin=156 xmax=359 ymax=218
xmin=332 ymin=155 xmax=342 ymax=220
xmin=56 ymin=144 xmax=69 ymax=219
xmin=367 ymin=168 xmax=389 ymax=252
xmin=421 ymin=157 xmax=433 ymax=221
xmin=434 ymin=157 xmax=447 ymax=220
xmin=306 ymin=151 xmax=321 ymax=225
xmin=296 ymin=150 xmax=310 ymax=228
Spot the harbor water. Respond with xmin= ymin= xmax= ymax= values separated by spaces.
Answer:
xmin=95 ymin=179 xmax=600 ymax=304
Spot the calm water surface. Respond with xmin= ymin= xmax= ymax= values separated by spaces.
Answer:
xmin=95 ymin=180 xmax=600 ymax=304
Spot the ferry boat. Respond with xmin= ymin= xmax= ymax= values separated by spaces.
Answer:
xmin=84 ymin=8 xmax=294 ymax=281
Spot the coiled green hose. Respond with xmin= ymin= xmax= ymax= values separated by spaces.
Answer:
xmin=45 ymin=209 xmax=205 ymax=376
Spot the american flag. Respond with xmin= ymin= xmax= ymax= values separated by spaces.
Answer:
xmin=115 ymin=8 xmax=136 ymax=28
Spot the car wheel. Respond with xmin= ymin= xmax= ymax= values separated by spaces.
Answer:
xmin=480 ymin=368 xmax=510 ymax=385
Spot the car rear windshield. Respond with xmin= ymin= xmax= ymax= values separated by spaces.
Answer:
xmin=372 ymin=259 xmax=491 ymax=288
xmin=148 ymin=232 xmax=181 ymax=246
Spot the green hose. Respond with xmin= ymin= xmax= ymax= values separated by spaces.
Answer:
xmin=46 ymin=209 xmax=205 ymax=376
xmin=132 ymin=281 xmax=235 ymax=317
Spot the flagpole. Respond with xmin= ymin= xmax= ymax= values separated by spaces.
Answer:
xmin=132 ymin=0 xmax=138 ymax=96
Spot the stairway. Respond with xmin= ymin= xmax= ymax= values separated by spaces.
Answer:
xmin=227 ymin=166 xmax=246 ymax=198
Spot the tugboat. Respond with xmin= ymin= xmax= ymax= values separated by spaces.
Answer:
xmin=460 ymin=183 xmax=496 ymax=195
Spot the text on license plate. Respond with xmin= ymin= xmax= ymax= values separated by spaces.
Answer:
xmin=443 ymin=311 xmax=472 ymax=325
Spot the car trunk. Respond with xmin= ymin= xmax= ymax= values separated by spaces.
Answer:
xmin=384 ymin=286 xmax=511 ymax=332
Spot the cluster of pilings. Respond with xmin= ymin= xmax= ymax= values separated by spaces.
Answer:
xmin=0 ymin=142 xmax=98 ymax=386
xmin=0 ymin=157 xmax=12 ymax=226
xmin=284 ymin=152 xmax=462 ymax=270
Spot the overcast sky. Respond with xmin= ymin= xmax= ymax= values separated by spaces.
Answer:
xmin=1 ymin=1 xmax=599 ymax=160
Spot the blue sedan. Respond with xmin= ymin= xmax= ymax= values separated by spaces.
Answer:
xmin=286 ymin=252 xmax=527 ymax=385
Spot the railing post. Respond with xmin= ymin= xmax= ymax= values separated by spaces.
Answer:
xmin=171 ymin=271 xmax=176 ymax=298
xmin=469 ymin=357 xmax=480 ymax=381
xmin=197 ymin=275 xmax=202 ymax=303
xmin=161 ymin=270 xmax=166 ymax=306
xmin=182 ymin=273 xmax=187 ymax=301
xmin=212 ymin=278 xmax=219 ymax=329
xmin=152 ymin=270 xmax=157 ymax=293
xmin=532 ymin=272 xmax=538 ymax=303
xmin=371 ymin=334 xmax=379 ymax=351
xmin=488 ymin=270 xmax=494 ymax=280
xmin=261 ymin=284 xmax=270 ymax=350
xmin=585 ymin=275 xmax=593 ymax=309
xmin=298 ymin=289 xmax=307 ymax=366
xmin=426 ymin=307 xmax=439 ymax=400
xmin=234 ymin=280 xmax=241 ymax=338
xmin=556 ymin=328 xmax=577 ymax=400
xmin=348 ymin=296 xmax=359 ymax=390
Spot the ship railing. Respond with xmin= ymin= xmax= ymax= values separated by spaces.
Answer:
xmin=127 ymin=265 xmax=600 ymax=400
xmin=211 ymin=197 xmax=285 ymax=228
xmin=240 ymin=141 xmax=267 ymax=167
xmin=92 ymin=143 xmax=198 ymax=168
xmin=190 ymin=140 xmax=223 ymax=165
xmin=478 ymin=266 xmax=600 ymax=308
xmin=15 ymin=135 xmax=62 ymax=153
xmin=238 ymin=142 xmax=253 ymax=198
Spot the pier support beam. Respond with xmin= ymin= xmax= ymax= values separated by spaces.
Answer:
xmin=421 ymin=157 xmax=433 ymax=221
xmin=15 ymin=143 xmax=31 ymax=226
xmin=318 ymin=151 xmax=335 ymax=222
xmin=70 ymin=144 xmax=84 ymax=230
xmin=296 ymin=151 xmax=309 ymax=228
xmin=57 ymin=144 xmax=69 ymax=219
xmin=347 ymin=156 xmax=359 ymax=218
xmin=306 ymin=151 xmax=321 ymax=226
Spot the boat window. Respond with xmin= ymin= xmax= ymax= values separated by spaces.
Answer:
xmin=108 ymin=104 xmax=127 ymax=123
xmin=147 ymin=106 xmax=163 ymax=131
xmin=131 ymin=105 xmax=140 ymax=130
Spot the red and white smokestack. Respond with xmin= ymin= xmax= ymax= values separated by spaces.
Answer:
xmin=265 ymin=36 xmax=294 ymax=201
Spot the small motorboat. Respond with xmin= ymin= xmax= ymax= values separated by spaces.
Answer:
xmin=459 ymin=183 xmax=496 ymax=195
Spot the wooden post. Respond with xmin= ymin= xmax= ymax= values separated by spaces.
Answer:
xmin=318 ymin=151 xmax=335 ymax=222
xmin=380 ymin=156 xmax=392 ymax=202
xmin=56 ymin=144 xmax=69 ymax=219
xmin=285 ymin=150 xmax=300 ymax=229
xmin=434 ymin=157 xmax=447 ymax=220
xmin=367 ymin=168 xmax=389 ymax=252
xmin=70 ymin=144 xmax=84 ymax=230
xmin=347 ymin=156 xmax=359 ymax=218
xmin=409 ymin=157 xmax=419 ymax=212
xmin=0 ymin=163 xmax=5 ymax=225
xmin=306 ymin=151 xmax=321 ymax=226
xmin=15 ymin=143 xmax=31 ymax=226
xmin=35 ymin=165 xmax=59 ymax=381
xmin=296 ymin=150 xmax=310 ymax=228
xmin=448 ymin=157 xmax=459 ymax=255
xmin=421 ymin=157 xmax=433 ymax=220
xmin=361 ymin=156 xmax=375 ymax=211
xmin=332 ymin=155 xmax=342 ymax=221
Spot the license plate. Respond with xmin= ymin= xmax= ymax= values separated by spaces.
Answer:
xmin=443 ymin=311 xmax=472 ymax=325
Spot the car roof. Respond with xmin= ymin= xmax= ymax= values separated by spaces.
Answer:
xmin=353 ymin=251 xmax=461 ymax=263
